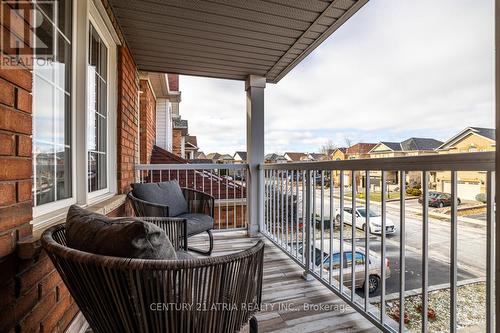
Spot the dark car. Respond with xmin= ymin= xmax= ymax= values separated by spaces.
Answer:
xmin=418 ymin=191 xmax=461 ymax=208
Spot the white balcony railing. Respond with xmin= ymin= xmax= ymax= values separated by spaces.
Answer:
xmin=262 ymin=152 xmax=495 ymax=333
xmin=135 ymin=163 xmax=248 ymax=230
xmin=136 ymin=153 xmax=495 ymax=332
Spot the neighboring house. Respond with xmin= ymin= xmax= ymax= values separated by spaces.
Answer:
xmin=284 ymin=152 xmax=307 ymax=162
xmin=233 ymin=151 xmax=247 ymax=163
xmin=207 ymin=153 xmax=234 ymax=164
xmin=172 ymin=118 xmax=189 ymax=158
xmin=345 ymin=143 xmax=377 ymax=159
xmin=144 ymin=72 xmax=179 ymax=154
xmin=264 ymin=153 xmax=287 ymax=164
xmin=330 ymin=148 xmax=348 ymax=186
xmin=219 ymin=154 xmax=235 ymax=164
xmin=344 ymin=143 xmax=377 ymax=189
xmin=195 ymin=151 xmax=207 ymax=159
xmin=330 ymin=148 xmax=347 ymax=161
xmin=307 ymin=153 xmax=327 ymax=161
xmin=184 ymin=135 xmax=199 ymax=160
xmin=369 ymin=138 xmax=443 ymax=186
xmin=437 ymin=127 xmax=495 ymax=153
xmin=369 ymin=138 xmax=442 ymax=158
xmin=435 ymin=127 xmax=495 ymax=199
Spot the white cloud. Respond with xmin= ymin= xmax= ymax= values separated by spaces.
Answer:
xmin=180 ymin=0 xmax=494 ymax=155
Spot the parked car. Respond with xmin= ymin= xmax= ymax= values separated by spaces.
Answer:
xmin=418 ymin=191 xmax=461 ymax=208
xmin=295 ymin=240 xmax=391 ymax=294
xmin=335 ymin=206 xmax=396 ymax=234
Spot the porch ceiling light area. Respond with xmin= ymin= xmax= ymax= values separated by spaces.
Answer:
xmin=107 ymin=0 xmax=367 ymax=83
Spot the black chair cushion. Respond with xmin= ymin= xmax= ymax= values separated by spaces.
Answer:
xmin=66 ymin=205 xmax=177 ymax=260
xmin=132 ymin=181 xmax=188 ymax=217
xmin=177 ymin=213 xmax=214 ymax=236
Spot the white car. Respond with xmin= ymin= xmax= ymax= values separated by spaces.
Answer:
xmin=294 ymin=240 xmax=391 ymax=294
xmin=335 ymin=206 xmax=396 ymax=235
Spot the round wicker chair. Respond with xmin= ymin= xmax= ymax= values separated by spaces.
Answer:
xmin=42 ymin=223 xmax=264 ymax=333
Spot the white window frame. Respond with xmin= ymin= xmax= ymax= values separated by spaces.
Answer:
xmin=87 ymin=2 xmax=117 ymax=203
xmin=33 ymin=0 xmax=119 ymax=228
xmin=32 ymin=0 xmax=78 ymax=220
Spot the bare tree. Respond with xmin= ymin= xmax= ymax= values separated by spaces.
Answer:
xmin=344 ymin=137 xmax=353 ymax=147
xmin=320 ymin=140 xmax=337 ymax=155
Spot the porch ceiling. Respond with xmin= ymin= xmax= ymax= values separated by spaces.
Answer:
xmin=107 ymin=0 xmax=368 ymax=83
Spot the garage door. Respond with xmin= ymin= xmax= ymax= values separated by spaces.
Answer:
xmin=443 ymin=182 xmax=481 ymax=201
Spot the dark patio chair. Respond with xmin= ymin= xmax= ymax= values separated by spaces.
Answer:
xmin=128 ymin=181 xmax=215 ymax=255
xmin=42 ymin=222 xmax=264 ymax=333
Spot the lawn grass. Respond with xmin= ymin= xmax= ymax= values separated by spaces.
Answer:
xmin=345 ymin=191 xmax=401 ymax=202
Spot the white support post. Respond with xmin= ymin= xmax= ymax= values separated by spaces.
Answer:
xmin=246 ymin=75 xmax=265 ymax=236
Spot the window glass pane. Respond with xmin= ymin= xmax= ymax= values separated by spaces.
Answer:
xmin=56 ymin=147 xmax=72 ymax=200
xmin=57 ymin=0 xmax=72 ymax=40
xmin=33 ymin=7 xmax=54 ymax=81
xmin=54 ymin=89 xmax=69 ymax=146
xmin=88 ymin=152 xmax=107 ymax=192
xmin=55 ymin=34 xmax=71 ymax=93
xmin=325 ymin=253 xmax=341 ymax=269
xmin=345 ymin=252 xmax=365 ymax=267
xmin=99 ymin=39 xmax=107 ymax=78
xmin=32 ymin=0 xmax=72 ymax=208
xmin=33 ymin=76 xmax=54 ymax=143
xmin=87 ymin=22 xmax=108 ymax=193
xmin=34 ymin=143 xmax=55 ymax=205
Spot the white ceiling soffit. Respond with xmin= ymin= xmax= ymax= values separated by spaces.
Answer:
xmin=108 ymin=0 xmax=368 ymax=83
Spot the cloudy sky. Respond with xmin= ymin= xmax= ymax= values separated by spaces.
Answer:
xmin=180 ymin=0 xmax=494 ymax=155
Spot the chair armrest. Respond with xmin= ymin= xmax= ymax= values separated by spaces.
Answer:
xmin=181 ymin=188 xmax=215 ymax=217
xmin=127 ymin=192 xmax=170 ymax=217
xmin=137 ymin=217 xmax=188 ymax=251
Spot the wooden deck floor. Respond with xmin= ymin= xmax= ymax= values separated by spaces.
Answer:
xmin=190 ymin=231 xmax=379 ymax=333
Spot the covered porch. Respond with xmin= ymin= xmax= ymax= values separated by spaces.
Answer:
xmin=108 ymin=0 xmax=496 ymax=332
xmin=2 ymin=0 xmax=494 ymax=332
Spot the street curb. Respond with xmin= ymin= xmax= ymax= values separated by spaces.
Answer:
xmin=368 ymin=277 xmax=486 ymax=303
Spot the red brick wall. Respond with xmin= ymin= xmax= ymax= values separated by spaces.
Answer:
xmin=139 ymin=79 xmax=156 ymax=164
xmin=0 ymin=2 xmax=142 ymax=332
xmin=0 ymin=4 xmax=81 ymax=333
xmin=0 ymin=1 xmax=33 ymax=260
xmin=116 ymin=45 xmax=139 ymax=194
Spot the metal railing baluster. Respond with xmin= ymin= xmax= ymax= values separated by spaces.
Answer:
xmin=450 ymin=171 xmax=458 ymax=333
xmin=364 ymin=170 xmax=370 ymax=311
xmin=218 ymin=169 xmax=221 ymax=229
xmin=329 ymin=171 xmax=334 ymax=285
xmin=399 ymin=170 xmax=406 ymax=333
xmin=422 ymin=171 xmax=429 ymax=333
xmin=302 ymin=170 xmax=306 ymax=264
xmin=233 ymin=169 xmax=236 ymax=229
xmin=296 ymin=170 xmax=300 ymax=259
xmin=351 ymin=170 xmax=357 ymax=302
xmin=304 ymin=170 xmax=312 ymax=278
xmin=274 ymin=170 xmax=278 ymax=242
xmin=313 ymin=170 xmax=317 ymax=274
xmin=381 ymin=171 xmax=387 ymax=325
xmin=340 ymin=170 xmax=345 ymax=295
xmin=486 ymin=171 xmax=495 ymax=333
xmin=286 ymin=170 xmax=290 ymax=248
xmin=280 ymin=170 xmax=283 ymax=245
xmin=320 ymin=171 xmax=325 ymax=279
xmin=290 ymin=170 xmax=294 ymax=256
